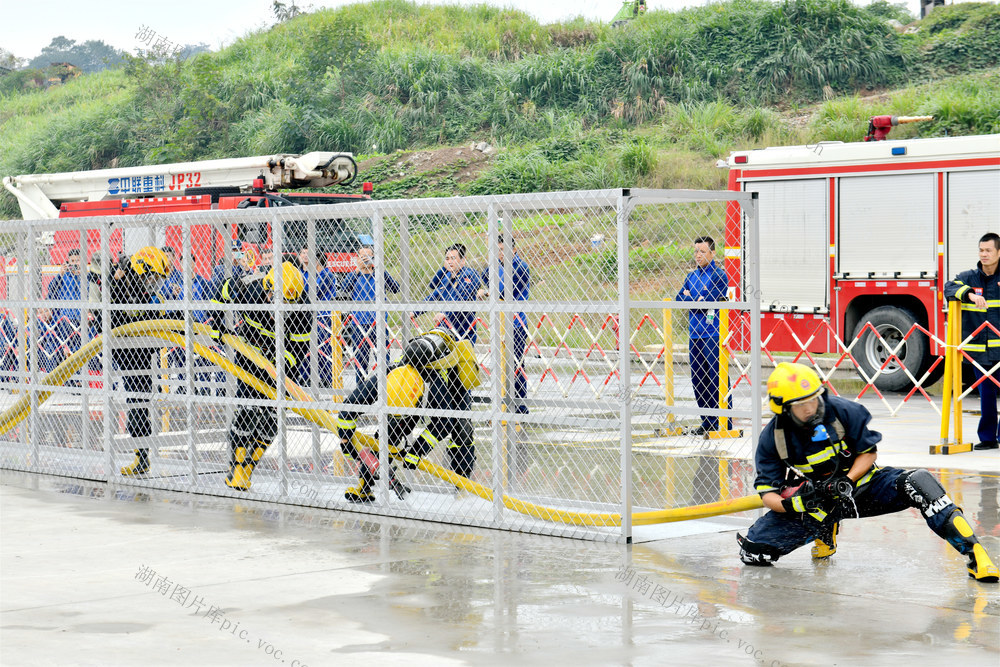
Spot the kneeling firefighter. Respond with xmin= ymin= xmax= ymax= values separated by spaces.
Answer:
xmin=210 ymin=261 xmax=313 ymax=491
xmin=736 ymin=362 xmax=999 ymax=582
xmin=113 ymin=247 xmax=172 ymax=476
xmin=337 ymin=328 xmax=481 ymax=502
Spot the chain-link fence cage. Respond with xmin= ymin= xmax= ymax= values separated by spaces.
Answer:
xmin=0 ymin=189 xmax=761 ymax=542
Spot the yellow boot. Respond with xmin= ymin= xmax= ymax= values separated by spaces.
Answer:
xmin=345 ymin=476 xmax=374 ymax=503
xmin=225 ymin=444 xmax=265 ymax=492
xmin=226 ymin=463 xmax=255 ymax=491
xmin=120 ymin=449 xmax=149 ymax=476
xmin=811 ymin=522 xmax=838 ymax=559
xmin=967 ymin=544 xmax=1000 ymax=583
xmin=345 ymin=464 xmax=376 ymax=503
xmin=940 ymin=509 xmax=999 ymax=583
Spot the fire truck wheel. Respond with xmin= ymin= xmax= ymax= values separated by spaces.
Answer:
xmin=852 ymin=306 xmax=929 ymax=393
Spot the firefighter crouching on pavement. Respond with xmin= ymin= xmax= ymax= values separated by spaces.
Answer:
xmin=737 ymin=362 xmax=999 ymax=582
xmin=337 ymin=328 xmax=481 ymax=502
xmin=210 ymin=261 xmax=313 ymax=491
xmin=114 ymin=247 xmax=172 ymax=476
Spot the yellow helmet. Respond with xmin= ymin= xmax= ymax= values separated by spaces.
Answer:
xmin=386 ymin=365 xmax=425 ymax=414
xmin=766 ymin=362 xmax=823 ymax=415
xmin=130 ymin=246 xmax=171 ymax=277
xmin=264 ymin=261 xmax=305 ymax=301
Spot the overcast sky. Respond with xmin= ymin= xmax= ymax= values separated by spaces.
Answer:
xmin=4 ymin=0 xmax=946 ymax=61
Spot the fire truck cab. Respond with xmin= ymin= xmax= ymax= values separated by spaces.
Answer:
xmin=726 ymin=133 xmax=1000 ymax=390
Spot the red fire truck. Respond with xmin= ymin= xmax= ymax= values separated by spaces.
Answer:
xmin=2 ymin=152 xmax=373 ymax=279
xmin=725 ymin=132 xmax=1000 ymax=390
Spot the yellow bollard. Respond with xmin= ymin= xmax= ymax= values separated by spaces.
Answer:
xmin=499 ymin=314 xmax=510 ymax=487
xmin=932 ymin=300 xmax=972 ymax=454
xmin=329 ymin=311 xmax=343 ymax=401
xmin=708 ymin=308 xmax=742 ymax=439
xmin=938 ymin=301 xmax=955 ymax=447
xmin=160 ymin=348 xmax=170 ymax=433
xmin=718 ymin=457 xmax=730 ymax=501
xmin=655 ymin=304 xmax=682 ymax=437
xmin=953 ymin=301 xmax=967 ymax=449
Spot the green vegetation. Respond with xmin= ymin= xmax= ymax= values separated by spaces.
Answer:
xmin=1 ymin=0 xmax=999 ymax=219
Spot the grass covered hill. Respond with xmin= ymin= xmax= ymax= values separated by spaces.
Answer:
xmin=1 ymin=0 xmax=999 ymax=218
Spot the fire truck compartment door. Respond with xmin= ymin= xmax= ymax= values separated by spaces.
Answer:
xmin=744 ymin=178 xmax=828 ymax=311
xmin=947 ymin=169 xmax=1000 ymax=281
xmin=838 ymin=173 xmax=935 ymax=278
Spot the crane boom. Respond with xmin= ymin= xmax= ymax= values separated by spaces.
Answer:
xmin=3 ymin=152 xmax=358 ymax=219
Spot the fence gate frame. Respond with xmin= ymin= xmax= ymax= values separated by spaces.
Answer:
xmin=0 ymin=187 xmax=762 ymax=544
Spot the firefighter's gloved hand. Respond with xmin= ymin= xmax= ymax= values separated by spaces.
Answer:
xmin=780 ymin=481 xmax=822 ymax=516
xmin=391 ymin=447 xmax=421 ymax=469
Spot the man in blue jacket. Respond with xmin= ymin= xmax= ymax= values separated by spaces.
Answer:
xmin=296 ymin=246 xmax=338 ymax=387
xmin=339 ymin=245 xmax=401 ymax=385
xmin=414 ymin=243 xmax=483 ymax=343
xmin=479 ymin=234 xmax=531 ymax=415
xmin=676 ymin=236 xmax=728 ymax=435
xmin=48 ymin=249 xmax=84 ymax=354
xmin=945 ymin=232 xmax=1000 ymax=451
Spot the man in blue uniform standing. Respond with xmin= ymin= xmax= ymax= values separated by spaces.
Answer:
xmin=736 ymin=362 xmax=998 ymax=582
xmin=945 ymin=232 xmax=1000 ymax=451
xmin=339 ymin=245 xmax=401 ymax=385
xmin=414 ymin=243 xmax=483 ymax=343
xmin=479 ymin=233 xmax=531 ymax=415
xmin=676 ymin=236 xmax=728 ymax=435
xmin=296 ymin=246 xmax=338 ymax=387
xmin=48 ymin=249 xmax=84 ymax=355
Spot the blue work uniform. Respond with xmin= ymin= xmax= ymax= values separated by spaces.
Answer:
xmin=945 ymin=262 xmax=1000 ymax=447
xmin=298 ymin=267 xmax=338 ymax=386
xmin=48 ymin=271 xmax=83 ymax=352
xmin=420 ymin=266 xmax=483 ymax=343
xmin=676 ymin=260 xmax=728 ymax=431
xmin=482 ymin=253 xmax=531 ymax=414
xmin=161 ymin=269 xmax=213 ymax=392
xmin=339 ymin=270 xmax=402 ymax=384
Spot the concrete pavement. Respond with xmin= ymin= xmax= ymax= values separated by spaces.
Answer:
xmin=2 ymin=392 xmax=999 ymax=666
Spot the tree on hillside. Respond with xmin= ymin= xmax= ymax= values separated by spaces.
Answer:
xmin=863 ymin=0 xmax=915 ymax=24
xmin=0 ymin=47 xmax=26 ymax=71
xmin=273 ymin=1 xmax=310 ymax=23
xmin=27 ymin=36 xmax=125 ymax=72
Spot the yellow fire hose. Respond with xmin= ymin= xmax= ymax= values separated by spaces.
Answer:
xmin=0 ymin=319 xmax=763 ymax=526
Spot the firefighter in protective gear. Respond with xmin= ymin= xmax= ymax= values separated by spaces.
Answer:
xmin=943 ymin=232 xmax=999 ymax=450
xmin=338 ymin=328 xmax=480 ymax=502
xmin=210 ymin=261 xmax=312 ymax=491
xmin=111 ymin=247 xmax=171 ymax=476
xmin=736 ymin=363 xmax=998 ymax=582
